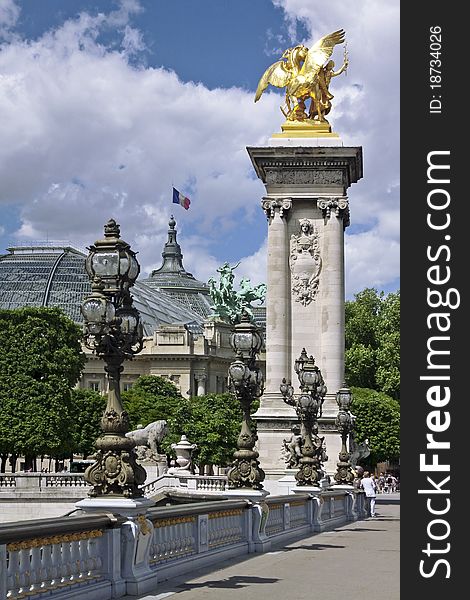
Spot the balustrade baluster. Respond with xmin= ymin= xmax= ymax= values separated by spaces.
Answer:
xmin=173 ymin=521 xmax=180 ymax=557
xmin=169 ymin=520 xmax=178 ymax=557
xmin=6 ymin=547 xmax=21 ymax=600
xmin=162 ymin=523 xmax=169 ymax=561
xmin=78 ymin=537 xmax=90 ymax=580
xmin=184 ymin=520 xmax=193 ymax=554
xmin=59 ymin=540 xmax=72 ymax=587
xmin=148 ymin=525 xmax=157 ymax=563
xmin=16 ymin=548 xmax=31 ymax=598
xmin=49 ymin=537 xmax=62 ymax=589
xmin=41 ymin=540 xmax=54 ymax=593
xmin=28 ymin=545 xmax=42 ymax=594
xmin=70 ymin=537 xmax=82 ymax=582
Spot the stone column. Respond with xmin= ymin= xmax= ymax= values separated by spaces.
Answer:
xmin=258 ymin=197 xmax=292 ymax=411
xmin=195 ymin=373 xmax=207 ymax=397
xmin=247 ymin=145 xmax=363 ymax=487
xmin=318 ymin=196 xmax=349 ymax=417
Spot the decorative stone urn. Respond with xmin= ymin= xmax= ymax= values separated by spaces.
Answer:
xmin=168 ymin=435 xmax=197 ymax=475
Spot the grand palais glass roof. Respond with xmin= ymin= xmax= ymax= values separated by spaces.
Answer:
xmin=0 ymin=244 xmax=204 ymax=335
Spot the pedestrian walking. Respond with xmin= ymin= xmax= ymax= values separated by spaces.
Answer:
xmin=377 ymin=472 xmax=386 ymax=494
xmin=360 ymin=470 xmax=377 ymax=517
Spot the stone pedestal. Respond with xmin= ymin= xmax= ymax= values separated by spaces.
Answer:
xmin=75 ymin=497 xmax=158 ymax=595
xmin=247 ymin=140 xmax=363 ymax=477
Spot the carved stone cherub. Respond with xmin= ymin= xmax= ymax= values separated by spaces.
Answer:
xmin=282 ymin=424 xmax=303 ymax=468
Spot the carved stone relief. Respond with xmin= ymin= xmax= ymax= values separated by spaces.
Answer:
xmin=265 ymin=169 xmax=343 ymax=186
xmin=289 ymin=219 xmax=322 ymax=305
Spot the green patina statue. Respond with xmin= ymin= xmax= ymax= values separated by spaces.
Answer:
xmin=208 ymin=262 xmax=266 ymax=325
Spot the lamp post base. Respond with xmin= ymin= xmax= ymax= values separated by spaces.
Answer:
xmin=75 ymin=496 xmax=155 ymax=517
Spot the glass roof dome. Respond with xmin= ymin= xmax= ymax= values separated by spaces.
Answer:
xmin=0 ymin=244 xmax=204 ymax=335
xmin=141 ymin=216 xmax=212 ymax=318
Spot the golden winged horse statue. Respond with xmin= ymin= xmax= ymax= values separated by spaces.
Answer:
xmin=255 ymin=29 xmax=348 ymax=124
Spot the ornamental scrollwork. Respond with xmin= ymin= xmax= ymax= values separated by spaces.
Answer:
xmin=261 ymin=197 xmax=292 ymax=219
xmin=318 ymin=197 xmax=350 ymax=226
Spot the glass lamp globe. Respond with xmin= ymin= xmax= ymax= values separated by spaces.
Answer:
xmin=126 ymin=253 xmax=140 ymax=283
xmin=85 ymin=219 xmax=140 ymax=293
xmin=249 ymin=367 xmax=264 ymax=390
xmin=116 ymin=307 xmax=138 ymax=334
xmin=294 ymin=348 xmax=308 ymax=375
xmin=228 ymin=361 xmax=249 ymax=383
xmin=301 ymin=367 xmax=320 ymax=389
xmin=81 ymin=296 xmax=115 ymax=324
xmin=231 ymin=327 xmax=263 ymax=356
xmin=336 ymin=386 xmax=352 ymax=410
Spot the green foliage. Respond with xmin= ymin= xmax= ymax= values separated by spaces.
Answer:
xmin=122 ymin=375 xmax=183 ymax=430
xmin=166 ymin=393 xmax=247 ymax=468
xmin=351 ymin=387 xmax=400 ymax=465
xmin=121 ymin=375 xmax=252 ymax=469
xmin=70 ymin=388 xmax=106 ymax=457
xmin=345 ymin=288 xmax=400 ymax=399
xmin=0 ymin=307 xmax=86 ymax=457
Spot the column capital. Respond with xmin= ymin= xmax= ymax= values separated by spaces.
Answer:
xmin=261 ymin=197 xmax=292 ymax=219
xmin=318 ymin=196 xmax=350 ymax=227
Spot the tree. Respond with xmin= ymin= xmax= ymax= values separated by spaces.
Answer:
xmin=166 ymin=393 xmax=248 ymax=472
xmin=350 ymin=387 xmax=400 ymax=466
xmin=121 ymin=376 xmax=252 ymax=472
xmin=375 ymin=291 xmax=400 ymax=399
xmin=121 ymin=375 xmax=183 ymax=430
xmin=70 ymin=388 xmax=107 ymax=457
xmin=345 ymin=288 xmax=400 ymax=400
xmin=0 ymin=307 xmax=86 ymax=469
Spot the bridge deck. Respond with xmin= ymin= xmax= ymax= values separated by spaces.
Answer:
xmin=123 ymin=494 xmax=400 ymax=600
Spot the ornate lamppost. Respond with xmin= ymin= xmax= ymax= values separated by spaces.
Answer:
xmin=280 ymin=349 xmax=327 ymax=487
xmin=227 ymin=313 xmax=265 ymax=490
xmin=80 ymin=219 xmax=146 ymax=498
xmin=333 ymin=384 xmax=355 ymax=486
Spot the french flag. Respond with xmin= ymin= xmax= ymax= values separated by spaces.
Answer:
xmin=172 ymin=187 xmax=191 ymax=210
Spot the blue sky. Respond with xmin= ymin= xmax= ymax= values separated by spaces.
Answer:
xmin=0 ymin=0 xmax=399 ymax=297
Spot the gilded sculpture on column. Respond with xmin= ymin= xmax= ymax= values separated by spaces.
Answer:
xmin=255 ymin=29 xmax=348 ymax=132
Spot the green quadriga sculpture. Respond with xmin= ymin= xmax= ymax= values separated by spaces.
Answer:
xmin=208 ymin=262 xmax=266 ymax=325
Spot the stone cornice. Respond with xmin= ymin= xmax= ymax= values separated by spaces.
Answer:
xmin=247 ymin=146 xmax=363 ymax=189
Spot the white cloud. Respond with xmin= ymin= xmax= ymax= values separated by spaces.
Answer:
xmin=345 ymin=230 xmax=400 ymax=295
xmin=0 ymin=0 xmax=399 ymax=297
xmin=272 ymin=0 xmax=400 ymax=293
xmin=0 ymin=0 xmax=20 ymax=31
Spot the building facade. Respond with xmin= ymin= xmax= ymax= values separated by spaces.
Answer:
xmin=0 ymin=220 xmax=266 ymax=399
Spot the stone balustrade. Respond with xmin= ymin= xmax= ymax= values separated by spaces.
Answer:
xmin=0 ymin=491 xmax=366 ymax=598
xmin=142 ymin=473 xmax=228 ymax=497
xmin=0 ymin=513 xmax=124 ymax=600
xmin=0 ymin=473 xmax=90 ymax=490
xmin=0 ymin=472 xmax=227 ymax=495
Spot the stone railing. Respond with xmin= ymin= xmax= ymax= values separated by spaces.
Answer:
xmin=142 ymin=473 xmax=227 ymax=497
xmin=0 ymin=490 xmax=366 ymax=598
xmin=0 ymin=513 xmax=124 ymax=600
xmin=0 ymin=475 xmax=16 ymax=488
xmin=0 ymin=473 xmax=89 ymax=490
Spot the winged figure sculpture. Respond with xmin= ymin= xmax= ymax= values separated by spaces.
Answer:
xmin=255 ymin=29 xmax=348 ymax=123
